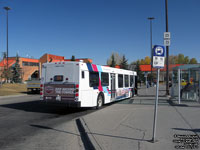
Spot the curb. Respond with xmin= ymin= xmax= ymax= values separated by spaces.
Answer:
xmin=76 ymin=117 xmax=103 ymax=150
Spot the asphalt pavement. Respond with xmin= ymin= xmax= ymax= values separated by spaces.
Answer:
xmin=0 ymin=85 xmax=200 ymax=150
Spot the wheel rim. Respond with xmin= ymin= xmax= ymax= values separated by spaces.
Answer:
xmin=98 ymin=96 xmax=103 ymax=107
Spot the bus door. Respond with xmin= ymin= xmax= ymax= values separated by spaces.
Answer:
xmin=111 ymin=73 xmax=116 ymax=99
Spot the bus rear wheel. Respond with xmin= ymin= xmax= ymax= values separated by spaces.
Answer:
xmin=96 ymin=94 xmax=103 ymax=109
xmin=130 ymin=90 xmax=133 ymax=97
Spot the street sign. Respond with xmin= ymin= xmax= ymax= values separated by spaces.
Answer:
xmin=153 ymin=45 xmax=165 ymax=68
xmin=164 ymin=32 xmax=170 ymax=39
xmin=164 ymin=32 xmax=171 ymax=46
xmin=164 ymin=39 xmax=170 ymax=46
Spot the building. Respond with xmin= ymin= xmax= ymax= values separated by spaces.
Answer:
xmin=139 ymin=64 xmax=184 ymax=82
xmin=0 ymin=57 xmax=39 ymax=82
xmin=0 ymin=53 xmax=93 ymax=82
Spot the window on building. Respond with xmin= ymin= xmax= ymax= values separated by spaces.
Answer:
xmin=89 ymin=72 xmax=99 ymax=87
xmin=22 ymin=61 xmax=39 ymax=66
xmin=101 ymin=72 xmax=109 ymax=86
xmin=125 ymin=75 xmax=129 ymax=87
xmin=118 ymin=74 xmax=123 ymax=88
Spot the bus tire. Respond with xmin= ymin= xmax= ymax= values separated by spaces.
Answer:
xmin=96 ymin=94 xmax=104 ymax=109
xmin=130 ymin=89 xmax=134 ymax=98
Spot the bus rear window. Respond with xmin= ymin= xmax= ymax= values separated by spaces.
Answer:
xmin=54 ymin=75 xmax=63 ymax=81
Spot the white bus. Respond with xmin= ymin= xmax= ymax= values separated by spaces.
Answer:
xmin=40 ymin=61 xmax=137 ymax=108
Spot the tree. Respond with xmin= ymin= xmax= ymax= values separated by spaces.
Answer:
xmin=135 ymin=60 xmax=143 ymax=82
xmin=71 ymin=55 xmax=75 ymax=61
xmin=140 ymin=59 xmax=145 ymax=65
xmin=189 ymin=58 xmax=198 ymax=64
xmin=144 ymin=56 xmax=151 ymax=65
xmin=12 ymin=54 xmax=22 ymax=83
xmin=119 ymin=55 xmax=128 ymax=69
xmin=184 ymin=56 xmax=189 ymax=64
xmin=177 ymin=54 xmax=185 ymax=64
xmin=1 ymin=52 xmax=13 ymax=82
xmin=107 ymin=52 xmax=121 ymax=67
xmin=110 ymin=53 xmax=116 ymax=67
xmin=1 ymin=67 xmax=13 ymax=82
xmin=169 ymin=55 xmax=178 ymax=64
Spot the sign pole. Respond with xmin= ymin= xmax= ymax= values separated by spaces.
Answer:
xmin=152 ymin=68 xmax=160 ymax=142
xmin=152 ymin=45 xmax=165 ymax=143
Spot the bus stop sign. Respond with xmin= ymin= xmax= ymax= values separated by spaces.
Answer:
xmin=153 ymin=45 xmax=165 ymax=68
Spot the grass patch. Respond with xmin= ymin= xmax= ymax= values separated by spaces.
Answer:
xmin=0 ymin=83 xmax=27 ymax=96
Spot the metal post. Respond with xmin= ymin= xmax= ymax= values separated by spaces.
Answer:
xmin=178 ymin=69 xmax=181 ymax=104
xmin=165 ymin=0 xmax=169 ymax=95
xmin=198 ymin=71 xmax=200 ymax=103
xmin=152 ymin=68 xmax=160 ymax=142
xmin=4 ymin=7 xmax=11 ymax=82
xmin=148 ymin=17 xmax=155 ymax=86
xmin=171 ymin=70 xmax=174 ymax=97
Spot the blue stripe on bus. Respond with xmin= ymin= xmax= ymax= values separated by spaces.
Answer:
xmin=86 ymin=63 xmax=93 ymax=72
xmin=97 ymin=65 xmax=102 ymax=79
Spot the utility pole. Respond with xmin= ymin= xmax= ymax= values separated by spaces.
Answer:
xmin=4 ymin=6 xmax=11 ymax=82
xmin=148 ymin=17 xmax=155 ymax=86
xmin=165 ymin=0 xmax=169 ymax=95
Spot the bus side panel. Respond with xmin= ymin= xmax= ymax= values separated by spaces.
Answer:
xmin=103 ymin=73 xmax=112 ymax=104
xmin=79 ymin=70 xmax=95 ymax=107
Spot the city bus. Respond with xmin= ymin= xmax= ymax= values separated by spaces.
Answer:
xmin=40 ymin=61 xmax=137 ymax=108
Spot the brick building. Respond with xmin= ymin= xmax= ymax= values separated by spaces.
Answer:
xmin=0 ymin=53 xmax=92 ymax=82
xmin=0 ymin=57 xmax=39 ymax=82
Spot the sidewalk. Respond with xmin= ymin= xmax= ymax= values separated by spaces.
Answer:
xmin=76 ymin=85 xmax=200 ymax=150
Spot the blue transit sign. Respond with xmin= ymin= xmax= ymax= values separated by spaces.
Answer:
xmin=153 ymin=45 xmax=165 ymax=68
xmin=153 ymin=45 xmax=165 ymax=57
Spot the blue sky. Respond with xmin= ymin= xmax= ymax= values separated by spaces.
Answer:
xmin=0 ymin=0 xmax=199 ymax=65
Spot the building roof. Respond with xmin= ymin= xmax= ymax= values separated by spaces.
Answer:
xmin=0 ymin=58 xmax=16 ymax=67
xmin=172 ymin=64 xmax=200 ymax=71
xmin=0 ymin=57 xmax=39 ymax=67
xmin=65 ymin=58 xmax=93 ymax=63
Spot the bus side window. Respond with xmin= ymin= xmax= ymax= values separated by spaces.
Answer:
xmin=89 ymin=72 xmax=99 ymax=87
xmin=101 ymin=72 xmax=109 ymax=86
xmin=130 ymin=75 xmax=134 ymax=87
xmin=125 ymin=75 xmax=129 ymax=87
xmin=82 ymin=71 xmax=85 ymax=79
xmin=118 ymin=74 xmax=123 ymax=88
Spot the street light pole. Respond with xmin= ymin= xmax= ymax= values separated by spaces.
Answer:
xmin=148 ymin=17 xmax=155 ymax=85
xmin=165 ymin=0 xmax=169 ymax=95
xmin=4 ymin=6 xmax=11 ymax=82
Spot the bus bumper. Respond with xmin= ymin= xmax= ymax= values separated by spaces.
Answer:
xmin=42 ymin=97 xmax=81 ymax=107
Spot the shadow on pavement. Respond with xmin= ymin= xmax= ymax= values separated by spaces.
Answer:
xmin=30 ymin=124 xmax=79 ymax=136
xmin=137 ymin=95 xmax=167 ymax=97
xmin=172 ymin=128 xmax=200 ymax=137
xmin=167 ymin=100 xmax=188 ymax=107
xmin=76 ymin=118 xmax=96 ymax=150
xmin=172 ymin=128 xmax=200 ymax=133
xmin=0 ymin=100 xmax=91 ymax=115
